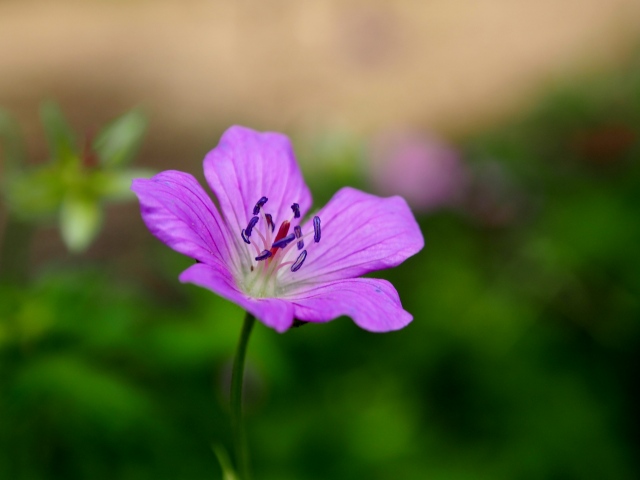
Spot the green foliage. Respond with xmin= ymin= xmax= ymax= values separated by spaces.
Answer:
xmin=93 ymin=109 xmax=147 ymax=168
xmin=59 ymin=193 xmax=103 ymax=252
xmin=0 ymin=102 xmax=153 ymax=253
xmin=0 ymin=108 xmax=27 ymax=171
xmin=40 ymin=101 xmax=78 ymax=167
xmin=2 ymin=59 xmax=640 ymax=479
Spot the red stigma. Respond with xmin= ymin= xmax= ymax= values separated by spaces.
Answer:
xmin=269 ymin=220 xmax=290 ymax=256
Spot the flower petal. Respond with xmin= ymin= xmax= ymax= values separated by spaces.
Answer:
xmin=203 ymin=126 xmax=312 ymax=236
xmin=290 ymin=278 xmax=412 ymax=332
xmin=131 ymin=171 xmax=236 ymax=269
xmin=289 ymin=187 xmax=424 ymax=285
xmin=179 ymin=263 xmax=295 ymax=333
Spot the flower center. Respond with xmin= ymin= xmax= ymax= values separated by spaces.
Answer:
xmin=238 ymin=196 xmax=321 ymax=297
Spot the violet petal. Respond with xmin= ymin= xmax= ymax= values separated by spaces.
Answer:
xmin=203 ymin=126 xmax=312 ymax=236
xmin=290 ymin=278 xmax=412 ymax=332
xmin=290 ymin=187 xmax=424 ymax=284
xmin=131 ymin=171 xmax=234 ymax=269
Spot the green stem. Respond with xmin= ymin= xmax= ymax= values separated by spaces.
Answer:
xmin=230 ymin=312 xmax=255 ymax=480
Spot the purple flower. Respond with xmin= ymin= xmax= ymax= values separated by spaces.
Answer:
xmin=131 ymin=126 xmax=423 ymax=333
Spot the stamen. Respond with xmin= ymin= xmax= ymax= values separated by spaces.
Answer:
xmin=264 ymin=213 xmax=275 ymax=233
xmin=291 ymin=250 xmax=307 ymax=272
xmin=294 ymin=225 xmax=304 ymax=250
xmin=272 ymin=233 xmax=296 ymax=249
xmin=255 ymin=249 xmax=272 ymax=261
xmin=253 ymin=196 xmax=268 ymax=215
xmin=313 ymin=216 xmax=321 ymax=243
xmin=291 ymin=203 xmax=300 ymax=218
xmin=253 ymin=228 xmax=267 ymax=249
xmin=245 ymin=216 xmax=259 ymax=237
xmin=241 ymin=196 xmax=320 ymax=286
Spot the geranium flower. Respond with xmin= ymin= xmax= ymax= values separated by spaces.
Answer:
xmin=132 ymin=126 xmax=423 ymax=333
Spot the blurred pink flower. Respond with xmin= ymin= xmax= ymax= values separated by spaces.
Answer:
xmin=368 ymin=130 xmax=468 ymax=212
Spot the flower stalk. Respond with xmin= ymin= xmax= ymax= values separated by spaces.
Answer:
xmin=230 ymin=312 xmax=256 ymax=480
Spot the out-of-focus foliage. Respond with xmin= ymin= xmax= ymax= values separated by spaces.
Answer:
xmin=0 ymin=108 xmax=27 ymax=173
xmin=0 ymin=103 xmax=152 ymax=253
xmin=1 ymin=58 xmax=640 ymax=480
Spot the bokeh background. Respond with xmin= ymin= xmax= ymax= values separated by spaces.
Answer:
xmin=2 ymin=1 xmax=640 ymax=479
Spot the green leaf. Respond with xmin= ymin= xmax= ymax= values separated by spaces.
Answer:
xmin=39 ymin=101 xmax=77 ymax=165
xmin=212 ymin=444 xmax=239 ymax=480
xmin=0 ymin=108 xmax=26 ymax=173
xmin=93 ymin=108 xmax=147 ymax=168
xmin=59 ymin=194 xmax=102 ymax=253
xmin=90 ymin=168 xmax=155 ymax=201
xmin=4 ymin=167 xmax=64 ymax=219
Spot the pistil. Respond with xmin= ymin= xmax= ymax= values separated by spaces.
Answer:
xmin=269 ymin=220 xmax=290 ymax=257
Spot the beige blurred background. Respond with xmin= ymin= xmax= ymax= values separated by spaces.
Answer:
xmin=1 ymin=0 xmax=640 ymax=264
xmin=1 ymin=0 xmax=639 ymax=143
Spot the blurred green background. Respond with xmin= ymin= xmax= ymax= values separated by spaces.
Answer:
xmin=1 ymin=1 xmax=640 ymax=479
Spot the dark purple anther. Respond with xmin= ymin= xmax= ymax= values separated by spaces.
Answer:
xmin=294 ymin=225 xmax=304 ymax=250
xmin=241 ymin=229 xmax=251 ymax=244
xmin=265 ymin=213 xmax=275 ymax=233
xmin=253 ymin=196 xmax=268 ymax=215
xmin=291 ymin=250 xmax=307 ymax=272
xmin=313 ymin=216 xmax=321 ymax=243
xmin=272 ymin=233 xmax=296 ymax=249
xmin=255 ymin=249 xmax=272 ymax=261
xmin=245 ymin=216 xmax=259 ymax=237
xmin=291 ymin=203 xmax=300 ymax=218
